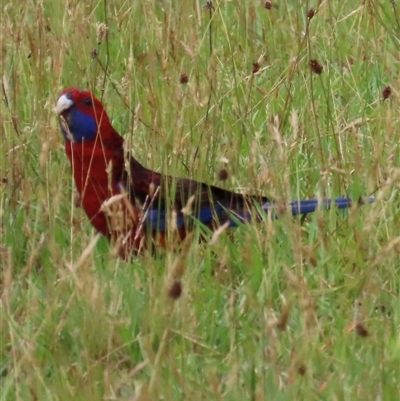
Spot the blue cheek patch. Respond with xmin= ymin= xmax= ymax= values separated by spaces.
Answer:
xmin=60 ymin=108 xmax=97 ymax=142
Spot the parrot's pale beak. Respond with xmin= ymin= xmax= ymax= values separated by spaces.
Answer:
xmin=54 ymin=94 xmax=73 ymax=115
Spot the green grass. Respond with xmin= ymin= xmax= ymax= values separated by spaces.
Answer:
xmin=1 ymin=0 xmax=400 ymax=400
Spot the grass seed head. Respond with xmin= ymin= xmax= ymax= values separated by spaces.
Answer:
xmin=252 ymin=62 xmax=260 ymax=74
xmin=180 ymin=73 xmax=189 ymax=84
xmin=382 ymin=86 xmax=391 ymax=100
xmin=297 ymin=364 xmax=306 ymax=376
xmin=218 ymin=169 xmax=229 ymax=181
xmin=310 ymin=59 xmax=323 ymax=75
xmin=96 ymin=22 xmax=109 ymax=44
xmin=264 ymin=1 xmax=272 ymax=10
xmin=355 ymin=322 xmax=369 ymax=337
xmin=307 ymin=9 xmax=315 ymax=20
xmin=168 ymin=280 xmax=182 ymax=300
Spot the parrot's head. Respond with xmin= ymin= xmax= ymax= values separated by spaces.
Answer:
xmin=55 ymin=88 xmax=113 ymax=142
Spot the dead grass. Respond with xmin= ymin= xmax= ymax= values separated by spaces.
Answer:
xmin=1 ymin=1 xmax=400 ymax=400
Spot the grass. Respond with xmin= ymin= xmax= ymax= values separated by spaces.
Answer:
xmin=1 ymin=0 xmax=400 ymax=400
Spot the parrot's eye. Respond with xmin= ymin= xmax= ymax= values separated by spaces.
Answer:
xmin=82 ymin=97 xmax=93 ymax=106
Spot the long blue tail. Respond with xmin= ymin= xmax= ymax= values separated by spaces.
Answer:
xmin=262 ymin=197 xmax=375 ymax=217
xmin=145 ymin=197 xmax=375 ymax=231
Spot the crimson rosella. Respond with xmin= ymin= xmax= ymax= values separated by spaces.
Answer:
xmin=55 ymin=88 xmax=370 ymax=255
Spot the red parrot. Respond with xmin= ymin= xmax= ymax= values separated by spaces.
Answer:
xmin=55 ymin=88 xmax=371 ymax=255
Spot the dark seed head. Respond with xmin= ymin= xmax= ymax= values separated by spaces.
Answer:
xmin=252 ymin=62 xmax=260 ymax=74
xmin=180 ymin=73 xmax=189 ymax=84
xmin=382 ymin=86 xmax=391 ymax=100
xmin=355 ymin=322 xmax=368 ymax=337
xmin=264 ymin=1 xmax=272 ymax=10
xmin=218 ymin=169 xmax=228 ymax=181
xmin=168 ymin=280 xmax=182 ymax=300
xmin=310 ymin=59 xmax=323 ymax=75
xmin=307 ymin=8 xmax=315 ymax=19
xmin=297 ymin=364 xmax=306 ymax=376
xmin=205 ymin=1 xmax=214 ymax=11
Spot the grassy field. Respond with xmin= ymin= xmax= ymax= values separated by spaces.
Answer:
xmin=1 ymin=1 xmax=400 ymax=400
